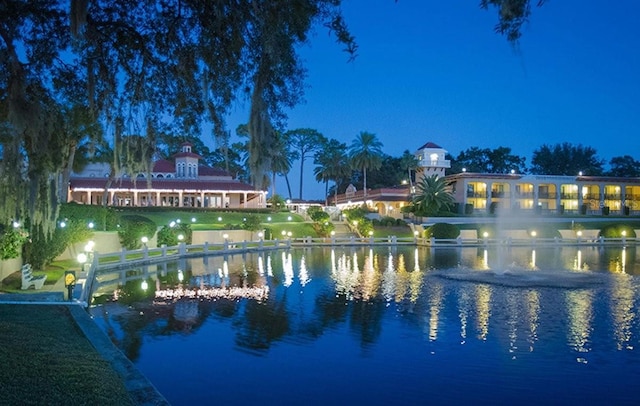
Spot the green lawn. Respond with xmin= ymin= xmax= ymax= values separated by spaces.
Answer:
xmin=134 ymin=209 xmax=305 ymax=230
xmin=0 ymin=305 xmax=134 ymax=405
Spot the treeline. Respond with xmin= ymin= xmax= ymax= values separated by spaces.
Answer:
xmin=446 ymin=143 xmax=640 ymax=177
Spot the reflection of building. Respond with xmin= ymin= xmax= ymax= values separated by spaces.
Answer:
xmin=331 ymin=141 xmax=640 ymax=216
xmin=68 ymin=142 xmax=267 ymax=208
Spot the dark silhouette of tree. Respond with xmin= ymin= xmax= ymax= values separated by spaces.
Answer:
xmin=607 ymin=155 xmax=640 ymax=178
xmin=314 ymin=138 xmax=350 ymax=205
xmin=349 ymin=131 xmax=383 ymax=197
xmin=287 ymin=128 xmax=325 ymax=200
xmin=399 ymin=150 xmax=420 ymax=189
xmin=530 ymin=143 xmax=604 ymax=175
xmin=450 ymin=146 xmax=526 ymax=174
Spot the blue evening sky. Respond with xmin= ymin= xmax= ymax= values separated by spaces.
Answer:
xmin=221 ymin=0 xmax=640 ymax=200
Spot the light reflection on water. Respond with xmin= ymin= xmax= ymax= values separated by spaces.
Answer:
xmin=90 ymin=246 xmax=640 ymax=405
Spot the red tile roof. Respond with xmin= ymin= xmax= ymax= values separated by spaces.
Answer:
xmin=417 ymin=142 xmax=442 ymax=149
xmin=153 ymin=159 xmax=175 ymax=172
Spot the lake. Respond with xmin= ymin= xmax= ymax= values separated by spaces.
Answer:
xmin=89 ymin=245 xmax=640 ymax=405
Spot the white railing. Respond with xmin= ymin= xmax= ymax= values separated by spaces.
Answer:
xmin=76 ymin=234 xmax=638 ymax=306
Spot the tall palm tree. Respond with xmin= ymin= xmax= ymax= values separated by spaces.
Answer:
xmin=348 ymin=131 xmax=383 ymax=197
xmin=411 ymin=174 xmax=455 ymax=215
xmin=270 ymin=131 xmax=295 ymax=200
xmin=399 ymin=150 xmax=419 ymax=190
xmin=314 ymin=139 xmax=350 ymax=205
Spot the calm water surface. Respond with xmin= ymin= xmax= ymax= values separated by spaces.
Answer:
xmin=90 ymin=245 xmax=640 ymax=405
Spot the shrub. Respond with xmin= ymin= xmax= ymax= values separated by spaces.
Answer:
xmin=599 ymin=224 xmax=635 ymax=238
xmin=59 ymin=202 xmax=119 ymax=231
xmin=425 ymin=223 xmax=460 ymax=239
xmin=0 ymin=226 xmax=29 ymax=260
xmin=307 ymin=207 xmax=329 ymax=223
xmin=118 ymin=215 xmax=157 ymax=250
xmin=157 ymin=223 xmax=192 ymax=246
xmin=268 ymin=194 xmax=287 ymax=212
xmin=240 ymin=214 xmax=262 ymax=232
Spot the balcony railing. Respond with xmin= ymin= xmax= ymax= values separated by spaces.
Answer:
xmin=419 ymin=159 xmax=451 ymax=168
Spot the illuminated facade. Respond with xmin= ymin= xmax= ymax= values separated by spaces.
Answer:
xmin=448 ymin=173 xmax=640 ymax=215
xmin=332 ymin=141 xmax=640 ymax=216
xmin=68 ymin=143 xmax=267 ymax=209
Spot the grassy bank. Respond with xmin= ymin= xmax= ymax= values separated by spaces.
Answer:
xmin=0 ymin=305 xmax=133 ymax=405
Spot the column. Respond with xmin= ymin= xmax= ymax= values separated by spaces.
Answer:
xmin=485 ymin=182 xmax=492 ymax=213
xmin=178 ymin=191 xmax=183 ymax=207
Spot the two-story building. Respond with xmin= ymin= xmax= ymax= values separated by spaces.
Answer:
xmin=332 ymin=141 xmax=640 ymax=216
xmin=68 ymin=143 xmax=267 ymax=209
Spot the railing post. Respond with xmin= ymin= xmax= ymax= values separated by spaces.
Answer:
xmin=179 ymin=242 xmax=186 ymax=255
xmin=204 ymin=242 xmax=209 ymax=253
xmin=120 ymin=248 xmax=126 ymax=264
xmin=161 ymin=244 xmax=167 ymax=258
xmin=242 ymin=240 xmax=247 ymax=250
xmin=143 ymin=245 xmax=149 ymax=260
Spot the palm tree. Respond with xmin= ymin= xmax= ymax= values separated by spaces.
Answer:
xmin=314 ymin=139 xmax=350 ymax=205
xmin=411 ymin=174 xmax=455 ymax=215
xmin=270 ymin=131 xmax=295 ymax=200
xmin=348 ymin=131 xmax=383 ymax=197
xmin=399 ymin=150 xmax=419 ymax=190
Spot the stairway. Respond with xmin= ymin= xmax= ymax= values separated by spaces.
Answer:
xmin=332 ymin=222 xmax=357 ymax=237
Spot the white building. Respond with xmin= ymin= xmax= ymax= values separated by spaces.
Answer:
xmin=68 ymin=143 xmax=267 ymax=209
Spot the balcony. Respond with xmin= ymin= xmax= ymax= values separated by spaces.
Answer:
xmin=560 ymin=193 xmax=579 ymax=200
xmin=419 ymin=159 xmax=451 ymax=168
xmin=538 ymin=192 xmax=557 ymax=199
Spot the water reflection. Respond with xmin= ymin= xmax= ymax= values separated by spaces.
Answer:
xmin=90 ymin=245 xmax=640 ymax=402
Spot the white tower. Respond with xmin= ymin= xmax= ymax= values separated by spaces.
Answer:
xmin=414 ymin=142 xmax=450 ymax=184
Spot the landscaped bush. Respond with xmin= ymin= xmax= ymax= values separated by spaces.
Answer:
xmin=22 ymin=217 xmax=96 ymax=269
xmin=117 ymin=215 xmax=157 ymax=250
xmin=599 ymin=224 xmax=635 ymax=238
xmin=425 ymin=223 xmax=460 ymax=239
xmin=240 ymin=214 xmax=263 ymax=232
xmin=156 ymin=223 xmax=192 ymax=246
xmin=373 ymin=216 xmax=404 ymax=227
xmin=526 ymin=227 xmax=561 ymax=239
xmin=59 ymin=202 xmax=119 ymax=231
xmin=268 ymin=194 xmax=288 ymax=212
xmin=307 ymin=207 xmax=329 ymax=223
xmin=0 ymin=225 xmax=29 ymax=260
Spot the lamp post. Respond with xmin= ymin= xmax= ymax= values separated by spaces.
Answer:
xmin=77 ymin=253 xmax=87 ymax=275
